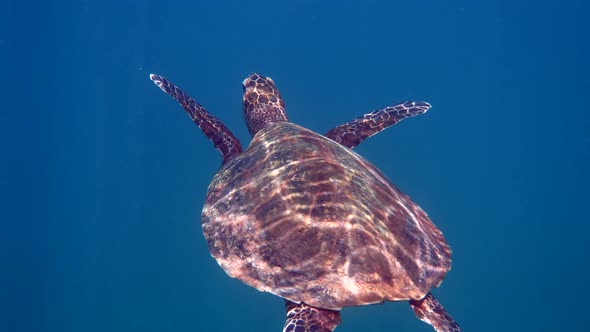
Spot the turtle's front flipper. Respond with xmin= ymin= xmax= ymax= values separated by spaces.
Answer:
xmin=283 ymin=301 xmax=341 ymax=332
xmin=150 ymin=74 xmax=242 ymax=164
xmin=324 ymin=101 xmax=431 ymax=149
xmin=409 ymin=293 xmax=461 ymax=332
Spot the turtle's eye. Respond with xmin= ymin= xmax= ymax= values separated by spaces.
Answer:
xmin=242 ymin=77 xmax=254 ymax=91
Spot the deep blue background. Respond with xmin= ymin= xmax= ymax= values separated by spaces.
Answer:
xmin=2 ymin=0 xmax=589 ymax=331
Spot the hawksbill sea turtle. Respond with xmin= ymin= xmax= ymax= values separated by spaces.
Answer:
xmin=150 ymin=72 xmax=461 ymax=332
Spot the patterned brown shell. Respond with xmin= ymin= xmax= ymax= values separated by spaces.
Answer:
xmin=202 ymin=122 xmax=451 ymax=310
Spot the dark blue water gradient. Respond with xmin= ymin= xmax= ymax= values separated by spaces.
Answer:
xmin=1 ymin=1 xmax=588 ymax=331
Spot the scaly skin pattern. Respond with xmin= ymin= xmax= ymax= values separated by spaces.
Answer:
xmin=242 ymin=73 xmax=288 ymax=137
xmin=410 ymin=293 xmax=462 ymax=332
xmin=150 ymin=74 xmax=242 ymax=164
xmin=283 ymin=301 xmax=341 ymax=332
xmin=324 ymin=101 xmax=431 ymax=149
xmin=202 ymin=122 xmax=451 ymax=310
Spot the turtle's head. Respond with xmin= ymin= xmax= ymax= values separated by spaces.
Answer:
xmin=242 ymin=73 xmax=288 ymax=137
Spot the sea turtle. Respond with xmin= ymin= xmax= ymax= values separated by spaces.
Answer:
xmin=150 ymin=72 xmax=461 ymax=332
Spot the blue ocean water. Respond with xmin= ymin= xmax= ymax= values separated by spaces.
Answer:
xmin=1 ymin=0 xmax=589 ymax=331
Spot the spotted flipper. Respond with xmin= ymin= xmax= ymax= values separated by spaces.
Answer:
xmin=409 ymin=293 xmax=461 ymax=332
xmin=283 ymin=301 xmax=341 ymax=332
xmin=150 ymin=74 xmax=242 ymax=164
xmin=324 ymin=101 xmax=431 ymax=149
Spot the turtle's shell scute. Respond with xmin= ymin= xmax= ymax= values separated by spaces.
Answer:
xmin=202 ymin=122 xmax=451 ymax=310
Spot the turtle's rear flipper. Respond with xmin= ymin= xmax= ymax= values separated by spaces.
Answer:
xmin=283 ymin=301 xmax=341 ymax=332
xmin=409 ymin=292 xmax=461 ymax=332
xmin=324 ymin=101 xmax=431 ymax=149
